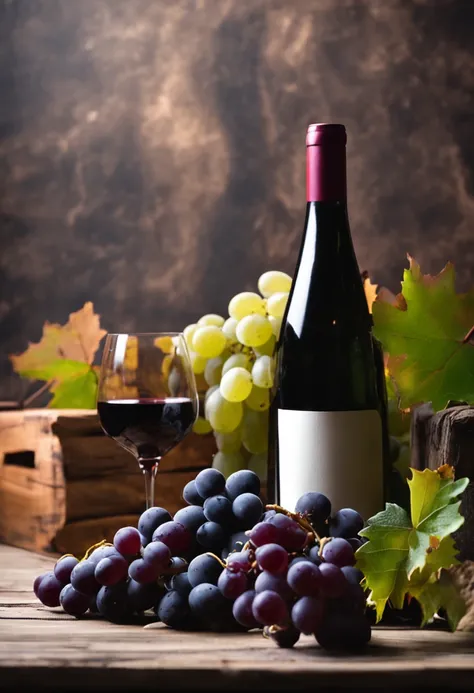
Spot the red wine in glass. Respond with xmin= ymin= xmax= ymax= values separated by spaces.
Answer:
xmin=98 ymin=397 xmax=195 ymax=469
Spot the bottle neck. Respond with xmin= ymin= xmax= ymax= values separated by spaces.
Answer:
xmin=306 ymin=143 xmax=347 ymax=203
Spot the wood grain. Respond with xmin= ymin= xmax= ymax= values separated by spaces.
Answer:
xmin=1 ymin=544 xmax=474 ymax=692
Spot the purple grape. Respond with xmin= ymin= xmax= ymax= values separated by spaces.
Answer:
xmin=174 ymin=505 xmax=206 ymax=533
xmin=268 ymin=513 xmax=307 ymax=551
xmin=264 ymin=625 xmax=300 ymax=648
xmin=255 ymin=543 xmax=288 ymax=574
xmin=143 ymin=541 xmax=172 ymax=571
xmin=197 ymin=521 xmax=227 ymax=551
xmin=308 ymin=545 xmax=322 ymax=566
xmin=128 ymin=558 xmax=160 ymax=584
xmin=226 ymin=550 xmax=252 ymax=573
xmin=70 ymin=560 xmax=100 ymax=596
xmin=218 ymin=568 xmax=248 ymax=600
xmin=291 ymin=596 xmax=324 ymax=634
xmin=232 ymin=493 xmax=263 ymax=528
xmin=170 ymin=572 xmax=192 ymax=596
xmin=188 ymin=554 xmax=222 ymax=587
xmin=94 ymin=555 xmax=129 ymax=586
xmin=252 ymin=590 xmax=289 ymax=626
xmin=138 ymin=507 xmax=172 ymax=543
xmin=255 ymin=571 xmax=294 ymax=601
xmin=166 ymin=557 xmax=188 ymax=575
xmin=195 ymin=468 xmax=226 ymax=499
xmin=232 ymin=590 xmax=259 ymax=628
xmin=289 ymin=556 xmax=308 ymax=569
xmin=348 ymin=537 xmax=364 ymax=551
xmin=36 ymin=572 xmax=63 ymax=607
xmin=182 ymin=479 xmax=204 ymax=506
xmin=248 ymin=522 xmax=279 ymax=547
xmin=33 ymin=572 xmax=49 ymax=598
xmin=54 ymin=556 xmax=79 ymax=585
xmin=158 ymin=590 xmax=195 ymax=629
xmin=329 ymin=508 xmax=364 ymax=539
xmin=287 ymin=560 xmax=321 ymax=597
xmin=341 ymin=566 xmax=364 ymax=586
xmin=113 ymin=526 xmax=142 ymax=557
xmin=319 ymin=562 xmax=347 ymax=598
xmin=321 ymin=538 xmax=355 ymax=567
xmin=262 ymin=509 xmax=277 ymax=521
xmin=225 ymin=469 xmax=260 ymax=501
xmin=87 ymin=545 xmax=120 ymax=566
xmin=96 ymin=583 xmax=131 ymax=623
xmin=152 ymin=521 xmax=191 ymax=554
xmin=59 ymin=584 xmax=91 ymax=616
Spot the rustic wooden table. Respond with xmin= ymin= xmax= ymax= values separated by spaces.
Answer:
xmin=1 ymin=544 xmax=474 ymax=692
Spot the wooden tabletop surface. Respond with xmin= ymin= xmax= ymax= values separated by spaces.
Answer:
xmin=1 ymin=543 xmax=474 ymax=692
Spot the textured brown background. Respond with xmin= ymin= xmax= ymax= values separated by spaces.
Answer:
xmin=0 ymin=0 xmax=473 ymax=400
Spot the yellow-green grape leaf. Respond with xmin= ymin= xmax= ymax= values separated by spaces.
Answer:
xmin=356 ymin=465 xmax=468 ymax=627
xmin=372 ymin=256 xmax=474 ymax=410
xmin=10 ymin=302 xmax=106 ymax=380
xmin=49 ymin=369 xmax=98 ymax=409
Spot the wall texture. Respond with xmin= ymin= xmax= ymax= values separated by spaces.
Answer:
xmin=1 ymin=0 xmax=473 ymax=399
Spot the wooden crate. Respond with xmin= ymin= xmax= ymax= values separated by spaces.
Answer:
xmin=0 ymin=409 xmax=215 ymax=556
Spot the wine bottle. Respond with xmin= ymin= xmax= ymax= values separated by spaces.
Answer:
xmin=269 ymin=123 xmax=385 ymax=521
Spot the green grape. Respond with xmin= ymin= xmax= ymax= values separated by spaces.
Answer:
xmin=205 ymin=384 xmax=219 ymax=402
xmin=266 ymin=291 xmax=289 ymax=318
xmin=269 ymin=316 xmax=282 ymax=339
xmin=205 ymin=388 xmax=243 ymax=433
xmin=220 ymin=367 xmax=253 ymax=403
xmin=251 ymin=355 xmax=275 ymax=389
xmin=246 ymin=384 xmax=270 ymax=412
xmin=214 ymin=428 xmax=242 ymax=453
xmin=253 ymin=335 xmax=276 ymax=358
xmin=257 ymin=270 xmax=292 ymax=298
xmin=198 ymin=313 xmax=225 ymax=327
xmin=193 ymin=417 xmax=213 ymax=435
xmin=222 ymin=352 xmax=252 ymax=376
xmin=204 ymin=355 xmax=225 ymax=387
xmin=212 ymin=450 xmax=246 ymax=478
xmin=228 ymin=292 xmax=266 ymax=320
xmin=190 ymin=351 xmax=207 ymax=374
xmin=192 ymin=325 xmax=227 ymax=358
xmin=184 ymin=323 xmax=198 ymax=349
xmin=248 ymin=452 xmax=268 ymax=482
xmin=236 ymin=315 xmax=273 ymax=348
xmin=222 ymin=317 xmax=238 ymax=341
xmin=242 ymin=408 xmax=268 ymax=454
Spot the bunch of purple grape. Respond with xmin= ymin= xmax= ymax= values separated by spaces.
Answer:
xmin=33 ymin=469 xmax=371 ymax=650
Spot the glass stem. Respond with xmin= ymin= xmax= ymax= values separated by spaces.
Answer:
xmin=140 ymin=460 xmax=159 ymax=509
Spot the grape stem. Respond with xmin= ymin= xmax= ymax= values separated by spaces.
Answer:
xmin=265 ymin=504 xmax=321 ymax=543
xmin=82 ymin=539 xmax=113 ymax=561
xmin=206 ymin=552 xmax=227 ymax=569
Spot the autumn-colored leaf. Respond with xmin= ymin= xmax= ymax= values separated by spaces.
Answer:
xmin=373 ymin=256 xmax=474 ymax=411
xmin=362 ymin=273 xmax=378 ymax=314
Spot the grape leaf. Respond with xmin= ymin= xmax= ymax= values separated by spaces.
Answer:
xmin=10 ymin=302 xmax=106 ymax=408
xmin=49 ymin=369 xmax=98 ymax=409
xmin=356 ymin=465 xmax=468 ymax=629
xmin=372 ymin=256 xmax=474 ymax=410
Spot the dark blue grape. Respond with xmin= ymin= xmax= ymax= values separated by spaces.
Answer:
xmin=182 ymin=480 xmax=204 ymax=506
xmin=36 ymin=572 xmax=63 ymax=607
xmin=188 ymin=554 xmax=223 ymax=587
xmin=59 ymin=584 xmax=90 ymax=617
xmin=188 ymin=583 xmax=233 ymax=630
xmin=70 ymin=560 xmax=100 ymax=596
xmin=225 ymin=531 xmax=249 ymax=557
xmin=295 ymin=492 xmax=331 ymax=529
xmin=195 ymin=468 xmax=226 ymax=499
xmin=127 ymin=579 xmax=164 ymax=613
xmin=54 ymin=556 xmax=79 ymax=585
xmin=329 ymin=508 xmax=364 ymax=539
xmin=166 ymin=557 xmax=188 ymax=575
xmin=196 ymin=521 xmax=227 ymax=551
xmin=264 ymin=625 xmax=300 ymax=648
xmin=225 ymin=470 xmax=260 ymax=501
xmin=341 ymin=566 xmax=364 ymax=586
xmin=170 ymin=572 xmax=192 ymax=596
xmin=158 ymin=590 xmax=195 ymax=629
xmin=96 ymin=583 xmax=131 ymax=622
xmin=174 ymin=505 xmax=206 ymax=533
xmin=308 ymin=545 xmax=322 ymax=566
xmin=232 ymin=493 xmax=263 ymax=528
xmin=88 ymin=545 xmax=121 ymax=566
xmin=203 ymin=495 xmax=233 ymax=525
xmin=138 ymin=507 xmax=172 ymax=544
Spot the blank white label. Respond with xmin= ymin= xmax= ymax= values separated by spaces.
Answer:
xmin=277 ymin=409 xmax=384 ymax=521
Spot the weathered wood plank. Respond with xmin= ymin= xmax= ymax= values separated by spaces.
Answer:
xmin=2 ymin=544 xmax=474 ymax=691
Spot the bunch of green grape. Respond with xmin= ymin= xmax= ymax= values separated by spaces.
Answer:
xmin=185 ymin=270 xmax=292 ymax=480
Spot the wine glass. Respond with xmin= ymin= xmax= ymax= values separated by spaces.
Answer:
xmin=97 ymin=333 xmax=198 ymax=509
